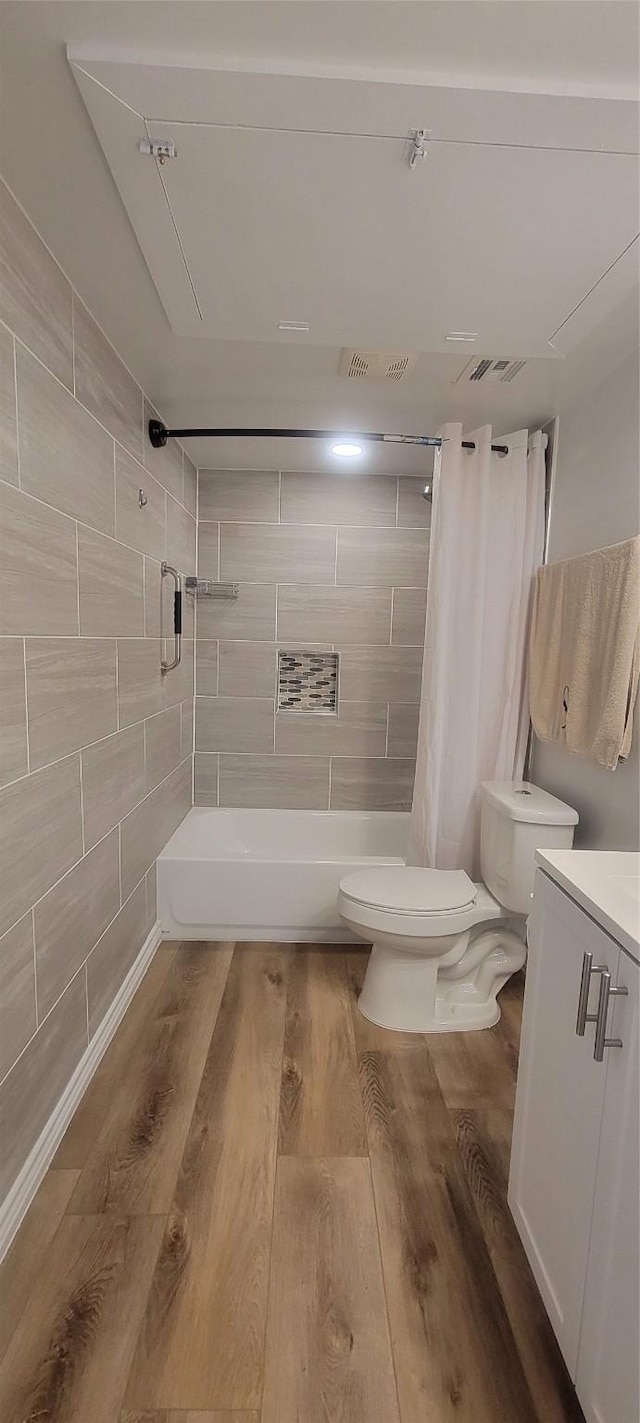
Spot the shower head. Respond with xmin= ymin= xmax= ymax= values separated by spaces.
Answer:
xmin=422 ymin=480 xmax=433 ymax=502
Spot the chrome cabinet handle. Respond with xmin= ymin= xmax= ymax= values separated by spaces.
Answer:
xmin=160 ymin=562 xmax=182 ymax=674
xmin=593 ymin=971 xmax=628 ymax=1062
xmin=576 ymin=952 xmax=607 ymax=1035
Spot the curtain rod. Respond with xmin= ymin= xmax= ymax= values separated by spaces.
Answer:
xmin=148 ymin=419 xmax=509 ymax=456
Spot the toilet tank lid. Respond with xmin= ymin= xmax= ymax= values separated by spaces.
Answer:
xmin=480 ymin=781 xmax=579 ymax=826
xmin=340 ymin=866 xmax=476 ymax=913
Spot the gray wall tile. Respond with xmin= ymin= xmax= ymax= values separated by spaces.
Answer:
xmin=337 ymin=526 xmax=430 ymax=586
xmin=34 ymin=830 xmax=120 ymax=1019
xmin=17 ymin=345 xmax=115 ymax=535
xmin=276 ymin=584 xmax=391 ymax=646
xmin=143 ymin=400 xmax=183 ymax=501
xmin=195 ymin=695 xmax=274 ymax=753
xmin=0 ymin=181 xmax=73 ymax=389
xmin=166 ymin=493 xmax=196 ymax=574
xmin=73 ymin=296 xmax=143 ymax=462
xmin=192 ymin=466 xmax=429 ymax=810
xmin=0 ymin=638 xmax=28 ymax=787
xmin=163 ymin=757 xmax=192 ymax=841
xmin=199 ymin=469 xmax=279 ymax=524
xmin=0 ymin=182 xmax=196 ymax=1197
xmin=196 ymin=640 xmax=218 ymax=695
xmin=0 ymin=755 xmax=83 ymax=938
xmin=330 ymin=757 xmax=416 ymax=811
xmin=119 ymin=757 xmax=190 ymax=898
xmin=391 ymin=587 xmax=427 ymax=645
xmin=197 ymin=521 xmax=219 ymax=578
xmin=221 ymin=523 xmax=336 ymax=584
xmin=397 ymin=477 xmax=433 ymax=528
xmin=162 ymin=636 xmax=194 ymax=710
xmin=0 ymin=971 xmax=87 ymax=1201
xmin=78 ymin=526 xmax=144 ymax=637
xmin=0 ymin=324 xmax=18 ymax=485
xmin=194 ymin=751 xmax=218 ymax=806
xmin=180 ymin=698 xmax=194 ymax=760
xmin=116 ymin=446 xmax=166 ymax=561
xmin=276 ymin=700 xmax=387 ymax=757
xmin=145 ymin=865 xmax=157 ymax=930
xmin=81 ymin=723 xmax=145 ymax=850
xmin=196 ymin=582 xmax=276 ymax=641
xmin=181 ymin=603 xmax=197 ymax=657
xmin=338 ymin=645 xmax=423 ymax=704
xmin=183 ymin=454 xmax=197 ymax=516
xmin=0 ymin=914 xmax=36 ymax=1082
xmin=219 ymin=753 xmax=330 ymax=810
xmin=387 ymin=703 xmax=421 ymax=759
xmin=145 ymin=705 xmax=182 ymax=791
xmin=120 ymin=781 xmax=166 ymax=901
xmin=25 ymin=638 xmax=117 ymax=769
xmin=219 ymin=640 xmax=276 ymax=697
xmin=281 ymin=471 xmax=397 ymax=526
xmin=143 ymin=556 xmax=163 ymax=638
xmin=86 ymin=880 xmax=148 ymax=1037
xmin=0 ymin=482 xmax=78 ymax=635
xmin=117 ymin=638 xmax=163 ymax=726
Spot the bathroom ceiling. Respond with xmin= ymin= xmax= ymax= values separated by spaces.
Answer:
xmin=1 ymin=2 xmax=638 ymax=472
xmin=71 ymin=57 xmax=638 ymax=358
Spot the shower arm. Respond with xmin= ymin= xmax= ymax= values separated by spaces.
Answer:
xmin=147 ymin=420 xmax=509 ymax=456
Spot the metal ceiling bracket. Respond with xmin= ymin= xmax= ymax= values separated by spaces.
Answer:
xmin=138 ymin=138 xmax=177 ymax=165
xmin=409 ymin=129 xmax=429 ymax=170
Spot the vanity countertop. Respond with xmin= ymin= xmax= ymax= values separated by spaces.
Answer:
xmin=535 ymin=849 xmax=640 ymax=964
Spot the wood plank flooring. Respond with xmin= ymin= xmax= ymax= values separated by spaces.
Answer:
xmin=0 ymin=945 xmax=584 ymax=1422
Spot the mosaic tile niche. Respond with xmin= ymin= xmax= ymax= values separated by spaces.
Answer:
xmin=278 ymin=650 xmax=339 ymax=712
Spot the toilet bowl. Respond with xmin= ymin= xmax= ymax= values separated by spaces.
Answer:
xmin=338 ymin=780 xmax=579 ymax=1033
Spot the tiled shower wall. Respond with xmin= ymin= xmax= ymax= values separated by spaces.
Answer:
xmin=0 ymin=180 xmax=195 ymax=1203
xmin=194 ymin=468 xmax=430 ymax=809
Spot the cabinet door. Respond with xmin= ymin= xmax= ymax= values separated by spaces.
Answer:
xmin=576 ymin=952 xmax=639 ymax=1423
xmin=508 ymin=870 xmax=619 ymax=1376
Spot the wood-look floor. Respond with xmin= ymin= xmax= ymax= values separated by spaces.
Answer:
xmin=0 ymin=943 xmax=584 ymax=1423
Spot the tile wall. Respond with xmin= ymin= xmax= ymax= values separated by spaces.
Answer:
xmin=0 ymin=180 xmax=195 ymax=1202
xmin=194 ymin=469 xmax=430 ymax=810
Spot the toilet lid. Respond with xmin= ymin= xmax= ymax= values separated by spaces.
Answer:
xmin=340 ymin=866 xmax=476 ymax=914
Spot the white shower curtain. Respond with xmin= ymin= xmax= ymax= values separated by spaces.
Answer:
xmin=407 ymin=423 xmax=546 ymax=876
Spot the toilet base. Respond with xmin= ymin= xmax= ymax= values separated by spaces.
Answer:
xmin=357 ymin=929 xmax=526 ymax=1034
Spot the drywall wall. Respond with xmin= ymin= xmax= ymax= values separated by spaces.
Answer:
xmin=0 ymin=179 xmax=195 ymax=1205
xmin=532 ymin=350 xmax=640 ymax=849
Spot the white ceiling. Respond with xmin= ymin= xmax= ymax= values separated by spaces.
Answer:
xmin=1 ymin=2 xmax=638 ymax=473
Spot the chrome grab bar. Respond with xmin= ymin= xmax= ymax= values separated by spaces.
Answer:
xmin=593 ymin=971 xmax=628 ymax=1062
xmin=160 ymin=562 xmax=182 ymax=674
xmin=576 ymin=952 xmax=606 ymax=1036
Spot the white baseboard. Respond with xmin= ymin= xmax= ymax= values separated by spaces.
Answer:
xmin=160 ymin=919 xmax=359 ymax=943
xmin=0 ymin=921 xmax=162 ymax=1263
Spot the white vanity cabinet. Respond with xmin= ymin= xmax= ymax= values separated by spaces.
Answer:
xmin=509 ymin=862 xmax=639 ymax=1423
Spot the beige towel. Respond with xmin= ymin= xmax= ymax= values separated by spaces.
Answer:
xmin=529 ymin=535 xmax=640 ymax=769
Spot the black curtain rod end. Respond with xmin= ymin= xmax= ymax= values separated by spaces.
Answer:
xmin=149 ymin=419 xmax=169 ymax=449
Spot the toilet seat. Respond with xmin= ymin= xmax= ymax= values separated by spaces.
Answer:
xmin=339 ymin=866 xmax=477 ymax=915
xmin=338 ymin=868 xmax=502 ymax=940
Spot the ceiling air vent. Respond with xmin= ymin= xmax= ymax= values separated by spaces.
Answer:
xmin=454 ymin=357 xmax=527 ymax=385
xmin=338 ymin=348 xmax=416 ymax=381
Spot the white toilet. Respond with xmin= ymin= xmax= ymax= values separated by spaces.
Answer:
xmin=338 ymin=781 xmax=578 ymax=1033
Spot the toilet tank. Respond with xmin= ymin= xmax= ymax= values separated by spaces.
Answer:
xmin=480 ymin=781 xmax=578 ymax=914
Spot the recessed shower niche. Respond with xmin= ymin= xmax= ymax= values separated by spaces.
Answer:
xmin=277 ymin=650 xmax=339 ymax=713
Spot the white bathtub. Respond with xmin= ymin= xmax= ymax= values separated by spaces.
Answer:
xmin=157 ymin=807 xmax=409 ymax=941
